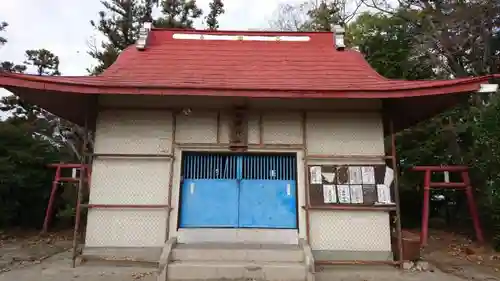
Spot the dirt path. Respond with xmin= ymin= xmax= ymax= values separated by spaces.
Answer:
xmin=0 ymin=251 xmax=466 ymax=281
xmin=0 ymin=230 xmax=73 ymax=274
xmin=316 ymin=265 xmax=466 ymax=281
xmin=420 ymin=229 xmax=500 ymax=281
xmin=0 ymin=250 xmax=158 ymax=281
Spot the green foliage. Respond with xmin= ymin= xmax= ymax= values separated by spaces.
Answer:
xmin=269 ymin=0 xmax=357 ymax=32
xmin=346 ymin=5 xmax=500 ymax=233
xmin=0 ymin=122 xmax=60 ymax=228
xmin=155 ymin=0 xmax=203 ymax=28
xmin=1 ymin=61 xmax=27 ymax=73
xmin=348 ymin=12 xmax=435 ymax=80
xmin=306 ymin=0 xmax=341 ymax=31
xmin=205 ymin=0 xmax=224 ymax=30
xmin=468 ymin=94 xmax=500 ymax=249
xmin=88 ymin=0 xmax=150 ymax=75
xmin=89 ymin=0 xmax=204 ymax=75
xmin=24 ymin=49 xmax=61 ymax=76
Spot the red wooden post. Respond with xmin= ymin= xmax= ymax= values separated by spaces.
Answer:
xmin=462 ymin=171 xmax=484 ymax=244
xmin=421 ymin=169 xmax=431 ymax=246
xmin=42 ymin=166 xmax=61 ymax=234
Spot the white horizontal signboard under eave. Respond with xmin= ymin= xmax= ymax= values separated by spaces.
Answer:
xmin=172 ymin=33 xmax=311 ymax=42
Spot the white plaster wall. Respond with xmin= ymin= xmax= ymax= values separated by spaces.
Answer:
xmin=261 ymin=112 xmax=303 ymax=144
xmin=175 ymin=111 xmax=218 ymax=143
xmin=86 ymin=110 xmax=173 ymax=247
xmin=306 ymin=112 xmax=385 ymax=156
xmin=94 ymin=110 xmax=173 ymax=154
xmin=246 ymin=112 xmax=261 ymax=144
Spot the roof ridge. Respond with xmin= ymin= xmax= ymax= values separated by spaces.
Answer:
xmin=150 ymin=28 xmax=334 ymax=34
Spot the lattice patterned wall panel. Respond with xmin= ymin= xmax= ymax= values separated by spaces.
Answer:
xmin=94 ymin=110 xmax=173 ymax=154
xmin=309 ymin=210 xmax=391 ymax=252
xmin=89 ymin=158 xmax=170 ymax=204
xmin=262 ymin=112 xmax=303 ymax=144
xmin=246 ymin=112 xmax=261 ymax=144
xmin=175 ymin=111 xmax=218 ymax=143
xmin=85 ymin=209 xmax=167 ymax=247
xmin=306 ymin=112 xmax=384 ymax=156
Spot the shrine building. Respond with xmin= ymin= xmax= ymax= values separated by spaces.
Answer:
xmin=0 ymin=24 xmax=498 ymax=281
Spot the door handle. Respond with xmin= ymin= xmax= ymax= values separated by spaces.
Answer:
xmin=190 ymin=183 xmax=195 ymax=195
xmin=286 ymin=184 xmax=291 ymax=196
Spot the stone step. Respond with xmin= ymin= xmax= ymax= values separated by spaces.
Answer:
xmin=167 ymin=260 xmax=307 ymax=281
xmin=80 ymin=246 xmax=161 ymax=268
xmin=171 ymin=243 xmax=304 ymax=263
xmin=79 ymin=255 xmax=159 ymax=268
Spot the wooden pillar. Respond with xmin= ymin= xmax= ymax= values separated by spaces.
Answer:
xmin=390 ymin=120 xmax=404 ymax=267
xmin=71 ymin=103 xmax=89 ymax=268
xmin=420 ymin=170 xmax=431 ymax=246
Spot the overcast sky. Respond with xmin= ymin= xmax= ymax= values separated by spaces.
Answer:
xmin=0 ymin=0 xmax=306 ymax=99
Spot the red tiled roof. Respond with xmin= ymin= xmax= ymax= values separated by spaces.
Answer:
xmin=0 ymin=29 xmax=498 ymax=131
xmin=0 ymin=29 xmax=498 ymax=98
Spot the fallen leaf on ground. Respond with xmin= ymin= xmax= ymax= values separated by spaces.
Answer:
xmin=131 ymin=271 xmax=154 ymax=280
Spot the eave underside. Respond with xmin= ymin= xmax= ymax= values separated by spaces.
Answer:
xmin=1 ymin=72 xmax=498 ymax=133
xmin=2 ymin=85 xmax=474 ymax=135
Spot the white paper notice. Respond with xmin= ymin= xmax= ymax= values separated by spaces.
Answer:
xmin=323 ymin=184 xmax=337 ymax=203
xmin=384 ymin=167 xmax=394 ymax=187
xmin=361 ymin=166 xmax=375 ymax=184
xmin=337 ymin=185 xmax=351 ymax=203
xmin=350 ymin=185 xmax=363 ymax=204
xmin=377 ymin=184 xmax=392 ymax=204
xmin=322 ymin=172 xmax=336 ymax=183
xmin=310 ymin=166 xmax=322 ymax=184
xmin=348 ymin=166 xmax=362 ymax=184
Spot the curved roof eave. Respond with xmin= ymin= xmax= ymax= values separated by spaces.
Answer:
xmin=0 ymin=72 xmax=498 ymax=98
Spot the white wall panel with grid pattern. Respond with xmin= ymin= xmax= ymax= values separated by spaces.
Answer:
xmin=85 ymin=209 xmax=167 ymax=247
xmin=309 ymin=210 xmax=391 ymax=252
xmin=89 ymin=158 xmax=170 ymax=205
xmin=86 ymin=109 xmax=173 ymax=247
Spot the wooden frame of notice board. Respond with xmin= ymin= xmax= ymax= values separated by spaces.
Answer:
xmin=307 ymin=164 xmax=396 ymax=209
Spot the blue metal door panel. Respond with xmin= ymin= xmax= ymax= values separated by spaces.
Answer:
xmin=179 ymin=153 xmax=239 ymax=228
xmin=239 ymin=180 xmax=297 ymax=228
xmin=238 ymin=154 xmax=297 ymax=228
xmin=179 ymin=179 xmax=239 ymax=227
xmin=179 ymin=153 xmax=298 ymax=229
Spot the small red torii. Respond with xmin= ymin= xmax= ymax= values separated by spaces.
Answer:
xmin=411 ymin=165 xmax=484 ymax=246
xmin=42 ymin=163 xmax=91 ymax=234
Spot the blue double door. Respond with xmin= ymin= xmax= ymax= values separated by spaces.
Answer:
xmin=179 ymin=153 xmax=297 ymax=229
